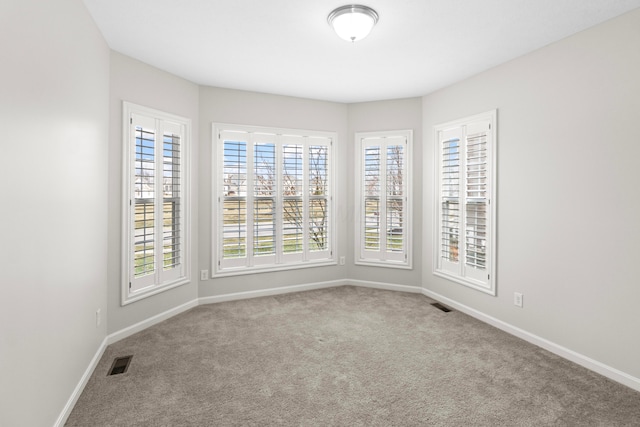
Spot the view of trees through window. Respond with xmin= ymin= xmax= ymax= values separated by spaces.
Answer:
xmin=218 ymin=130 xmax=331 ymax=269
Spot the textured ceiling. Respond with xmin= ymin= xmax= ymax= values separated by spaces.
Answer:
xmin=83 ymin=0 xmax=640 ymax=103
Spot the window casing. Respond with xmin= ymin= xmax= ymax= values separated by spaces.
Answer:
xmin=213 ymin=124 xmax=335 ymax=276
xmin=433 ymin=110 xmax=496 ymax=295
xmin=122 ymin=102 xmax=191 ymax=305
xmin=355 ymin=130 xmax=412 ymax=268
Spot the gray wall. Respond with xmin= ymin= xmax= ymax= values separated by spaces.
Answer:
xmin=198 ymin=87 xmax=349 ymax=297
xmin=422 ymin=8 xmax=640 ymax=379
xmin=107 ymin=52 xmax=200 ymax=334
xmin=197 ymin=89 xmax=423 ymax=297
xmin=0 ymin=0 xmax=110 ymax=425
xmin=347 ymin=99 xmax=423 ymax=287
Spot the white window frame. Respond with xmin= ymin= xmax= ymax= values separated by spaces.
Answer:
xmin=354 ymin=130 xmax=413 ymax=269
xmin=433 ymin=110 xmax=496 ymax=295
xmin=212 ymin=123 xmax=336 ymax=277
xmin=121 ymin=102 xmax=191 ymax=305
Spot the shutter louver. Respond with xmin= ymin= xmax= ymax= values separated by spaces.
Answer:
xmin=282 ymin=143 xmax=304 ymax=254
xmin=222 ymin=139 xmax=247 ymax=259
xmin=309 ymin=144 xmax=329 ymax=251
xmin=441 ymin=137 xmax=460 ymax=263
xmin=162 ymin=132 xmax=181 ymax=271
xmin=254 ymin=143 xmax=276 ymax=257
xmin=134 ymin=125 xmax=156 ymax=278
xmin=465 ymin=131 xmax=487 ymax=270
xmin=386 ymin=145 xmax=404 ymax=253
xmin=364 ymin=145 xmax=381 ymax=251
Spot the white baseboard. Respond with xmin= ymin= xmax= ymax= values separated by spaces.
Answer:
xmin=422 ymin=288 xmax=640 ymax=393
xmin=54 ymin=337 xmax=108 ymax=427
xmin=107 ymin=298 xmax=199 ymax=345
xmin=347 ymin=279 xmax=422 ymax=294
xmin=199 ymin=279 xmax=347 ymax=305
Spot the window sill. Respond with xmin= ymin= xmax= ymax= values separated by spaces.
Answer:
xmin=214 ymin=259 xmax=337 ymax=278
xmin=355 ymin=259 xmax=412 ymax=270
xmin=122 ymin=277 xmax=190 ymax=306
xmin=433 ymin=270 xmax=496 ymax=296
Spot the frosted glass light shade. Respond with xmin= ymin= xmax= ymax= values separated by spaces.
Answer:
xmin=328 ymin=5 xmax=379 ymax=42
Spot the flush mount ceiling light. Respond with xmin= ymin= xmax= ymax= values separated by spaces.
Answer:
xmin=328 ymin=4 xmax=379 ymax=42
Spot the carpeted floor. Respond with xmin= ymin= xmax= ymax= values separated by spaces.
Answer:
xmin=66 ymin=286 xmax=640 ymax=426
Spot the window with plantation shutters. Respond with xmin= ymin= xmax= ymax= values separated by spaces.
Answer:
xmin=355 ymin=130 xmax=412 ymax=268
xmin=214 ymin=124 xmax=335 ymax=276
xmin=122 ymin=102 xmax=191 ymax=305
xmin=434 ymin=111 xmax=496 ymax=295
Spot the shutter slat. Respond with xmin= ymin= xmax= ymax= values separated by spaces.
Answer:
xmin=465 ymin=131 xmax=488 ymax=270
xmin=364 ymin=145 xmax=381 ymax=250
xmin=222 ymin=139 xmax=248 ymax=260
xmin=441 ymin=137 xmax=460 ymax=262
xmin=282 ymin=144 xmax=304 ymax=254
xmin=386 ymin=145 xmax=404 ymax=252
xmin=162 ymin=131 xmax=181 ymax=271
xmin=134 ymin=126 xmax=156 ymax=278
xmin=309 ymin=145 xmax=329 ymax=252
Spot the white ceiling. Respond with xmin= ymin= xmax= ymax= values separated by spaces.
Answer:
xmin=83 ymin=0 xmax=640 ymax=103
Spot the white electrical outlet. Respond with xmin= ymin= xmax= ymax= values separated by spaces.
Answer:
xmin=200 ymin=270 xmax=209 ymax=281
xmin=514 ymin=292 xmax=523 ymax=308
xmin=339 ymin=256 xmax=345 ymax=265
xmin=96 ymin=309 xmax=101 ymax=327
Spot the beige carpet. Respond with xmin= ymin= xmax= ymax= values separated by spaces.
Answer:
xmin=66 ymin=286 xmax=640 ymax=426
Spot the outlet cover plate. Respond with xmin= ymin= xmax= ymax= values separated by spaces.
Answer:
xmin=514 ymin=292 xmax=523 ymax=308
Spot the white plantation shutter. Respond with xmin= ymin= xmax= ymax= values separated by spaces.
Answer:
xmin=307 ymin=139 xmax=331 ymax=260
xmin=214 ymin=124 xmax=334 ymax=276
xmin=132 ymin=115 xmax=157 ymax=290
xmin=159 ymin=121 xmax=183 ymax=285
xmin=440 ymin=131 xmax=460 ymax=265
xmin=123 ymin=103 xmax=190 ymax=304
xmin=220 ymin=131 xmax=249 ymax=269
xmin=364 ymin=144 xmax=381 ymax=251
xmin=356 ymin=130 xmax=412 ymax=268
xmin=281 ymin=137 xmax=305 ymax=263
xmin=253 ymin=136 xmax=277 ymax=265
xmin=434 ymin=111 xmax=496 ymax=295
xmin=129 ymin=115 xmax=185 ymax=291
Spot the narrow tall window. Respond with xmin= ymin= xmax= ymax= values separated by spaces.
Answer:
xmin=355 ymin=130 xmax=412 ymax=268
xmin=214 ymin=124 xmax=335 ymax=276
xmin=123 ymin=103 xmax=190 ymax=304
xmin=434 ymin=110 xmax=496 ymax=295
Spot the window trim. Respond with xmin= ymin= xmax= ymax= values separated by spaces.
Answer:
xmin=212 ymin=123 xmax=337 ymax=278
xmin=121 ymin=102 xmax=191 ymax=305
xmin=433 ymin=110 xmax=496 ymax=295
xmin=354 ymin=129 xmax=413 ymax=269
